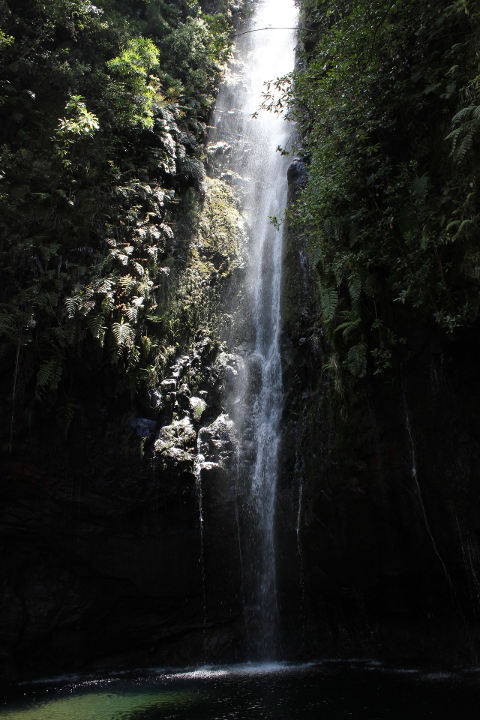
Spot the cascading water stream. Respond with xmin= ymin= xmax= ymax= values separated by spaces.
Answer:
xmin=194 ymin=431 xmax=208 ymax=657
xmin=209 ymin=0 xmax=298 ymax=659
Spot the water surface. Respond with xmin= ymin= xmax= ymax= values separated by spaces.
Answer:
xmin=3 ymin=662 xmax=480 ymax=719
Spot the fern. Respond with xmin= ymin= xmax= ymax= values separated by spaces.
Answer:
xmin=65 ymin=295 xmax=80 ymax=318
xmin=126 ymin=305 xmax=138 ymax=322
xmin=346 ymin=343 xmax=367 ymax=378
xmin=146 ymin=313 xmax=163 ymax=323
xmin=36 ymin=357 xmax=62 ymax=396
xmin=347 ymin=273 xmax=362 ymax=304
xmin=87 ymin=313 xmax=105 ymax=340
xmin=95 ymin=278 xmax=113 ymax=294
xmin=320 ymin=286 xmax=338 ymax=324
xmin=446 ymin=104 xmax=480 ymax=163
xmin=334 ymin=315 xmax=361 ymax=340
xmin=57 ymin=400 xmax=78 ymax=438
xmin=0 ymin=312 xmax=16 ymax=338
xmin=112 ymin=319 xmax=135 ymax=351
xmin=118 ymin=274 xmax=135 ymax=290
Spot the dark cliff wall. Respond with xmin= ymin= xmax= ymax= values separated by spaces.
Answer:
xmin=0 ymin=0 xmax=253 ymax=685
xmin=0 ymin=193 xmax=247 ymax=683
xmin=278 ymin=158 xmax=480 ymax=666
xmin=275 ymin=0 xmax=480 ymax=665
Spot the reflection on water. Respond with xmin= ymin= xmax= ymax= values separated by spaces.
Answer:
xmin=0 ymin=689 xmax=195 ymax=720
xmin=2 ymin=662 xmax=480 ymax=719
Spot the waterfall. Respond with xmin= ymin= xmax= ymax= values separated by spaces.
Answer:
xmin=209 ymin=0 xmax=297 ymax=658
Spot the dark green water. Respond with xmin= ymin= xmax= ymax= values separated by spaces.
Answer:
xmin=2 ymin=662 xmax=480 ymax=719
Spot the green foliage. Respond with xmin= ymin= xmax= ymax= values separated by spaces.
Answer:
xmin=0 ymin=0 xmax=245 ymax=447
xmin=288 ymin=0 xmax=480 ymax=389
xmin=446 ymin=102 xmax=480 ymax=163
xmin=55 ymin=94 xmax=100 ymax=165
xmin=106 ymin=36 xmax=162 ymax=129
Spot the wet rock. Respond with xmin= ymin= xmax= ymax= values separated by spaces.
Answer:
xmin=199 ymin=414 xmax=236 ymax=467
xmin=190 ymin=396 xmax=207 ymax=422
xmin=161 ymin=379 xmax=176 ymax=393
xmin=175 ymin=382 xmax=193 ymax=415
xmin=180 ymin=131 xmax=199 ymax=153
xmin=287 ymin=157 xmax=308 ymax=193
xmin=178 ymin=156 xmax=206 ymax=189
xmin=154 ymin=417 xmax=197 ymax=470
xmin=220 ymin=170 xmax=245 ymax=187
xmin=146 ymin=389 xmax=163 ymax=414
xmin=207 ymin=140 xmax=232 ymax=157
xmin=215 ymin=352 xmax=243 ymax=392
xmin=179 ymin=383 xmax=190 ymax=397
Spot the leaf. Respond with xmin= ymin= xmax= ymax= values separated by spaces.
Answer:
xmin=118 ymin=274 xmax=135 ymax=290
xmin=87 ymin=314 xmax=105 ymax=340
xmin=346 ymin=343 xmax=367 ymax=378
xmin=112 ymin=319 xmax=135 ymax=351
xmin=36 ymin=357 xmax=62 ymax=396
xmin=319 ymin=286 xmax=338 ymax=324
xmin=347 ymin=273 xmax=362 ymax=304
xmin=412 ymin=175 xmax=429 ymax=204
xmin=65 ymin=295 xmax=80 ymax=318
xmin=334 ymin=316 xmax=361 ymax=339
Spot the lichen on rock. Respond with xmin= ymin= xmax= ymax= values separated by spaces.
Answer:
xmin=154 ymin=417 xmax=197 ymax=469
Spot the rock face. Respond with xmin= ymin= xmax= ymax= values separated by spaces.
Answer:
xmin=276 ymin=156 xmax=480 ymax=666
xmin=4 ymin=155 xmax=480 ymax=687
xmin=0 ymin=342 xmax=247 ymax=685
xmin=0 ymin=160 xmax=248 ymax=685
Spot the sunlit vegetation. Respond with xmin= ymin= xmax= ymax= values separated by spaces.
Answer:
xmin=0 ymin=0 xmax=246 ymax=451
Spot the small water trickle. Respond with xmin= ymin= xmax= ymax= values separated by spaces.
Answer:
xmin=233 ymin=447 xmax=247 ymax=613
xmin=194 ymin=430 xmax=208 ymax=657
xmin=295 ymin=412 xmax=307 ymax=652
xmin=403 ymin=387 xmax=453 ymax=590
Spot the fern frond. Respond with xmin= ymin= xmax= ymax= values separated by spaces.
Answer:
xmin=346 ymin=343 xmax=367 ymax=378
xmin=57 ymin=400 xmax=77 ymax=437
xmin=36 ymin=357 xmax=62 ymax=396
xmin=0 ymin=312 xmax=16 ymax=338
xmin=319 ymin=286 xmax=338 ymax=324
xmin=87 ymin=313 xmax=105 ymax=340
xmin=118 ymin=274 xmax=135 ymax=290
xmin=95 ymin=278 xmax=113 ymax=294
xmin=112 ymin=319 xmax=135 ymax=351
xmin=447 ymin=104 xmax=480 ymax=163
xmin=126 ymin=305 xmax=138 ymax=322
xmin=347 ymin=273 xmax=362 ymax=304
xmin=451 ymin=105 xmax=476 ymax=124
xmin=334 ymin=316 xmax=361 ymax=339
xmin=458 ymin=131 xmax=476 ymax=162
xmin=65 ymin=295 xmax=80 ymax=318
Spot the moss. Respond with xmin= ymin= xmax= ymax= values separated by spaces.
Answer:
xmin=197 ymin=178 xmax=243 ymax=264
xmin=164 ymin=177 xmax=245 ymax=347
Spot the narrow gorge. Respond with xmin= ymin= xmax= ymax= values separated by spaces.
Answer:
xmin=1 ymin=0 xmax=480 ymax=705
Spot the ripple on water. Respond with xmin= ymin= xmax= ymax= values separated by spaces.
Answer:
xmin=3 ymin=661 xmax=480 ymax=720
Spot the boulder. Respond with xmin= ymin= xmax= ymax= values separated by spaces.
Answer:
xmin=198 ymin=414 xmax=236 ymax=468
xmin=154 ymin=417 xmax=197 ymax=470
xmin=189 ymin=396 xmax=207 ymax=422
xmin=287 ymin=157 xmax=308 ymax=193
